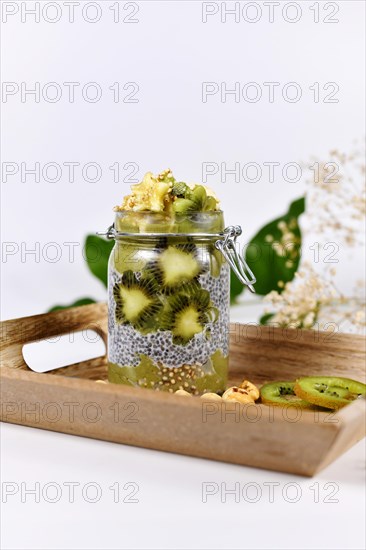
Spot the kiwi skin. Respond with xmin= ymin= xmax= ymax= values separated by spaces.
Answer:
xmin=294 ymin=376 xmax=366 ymax=410
xmin=260 ymin=381 xmax=321 ymax=410
xmin=172 ymin=182 xmax=191 ymax=198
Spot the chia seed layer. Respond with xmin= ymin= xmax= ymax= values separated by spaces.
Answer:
xmin=108 ymin=264 xmax=230 ymax=370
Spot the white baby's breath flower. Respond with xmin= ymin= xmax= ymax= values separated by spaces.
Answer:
xmin=304 ymin=146 xmax=365 ymax=247
xmin=263 ymin=264 xmax=340 ymax=329
xmin=354 ymin=310 xmax=365 ymax=324
xmin=261 ymin=144 xmax=365 ymax=334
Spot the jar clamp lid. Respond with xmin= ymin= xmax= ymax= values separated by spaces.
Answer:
xmin=97 ymin=224 xmax=256 ymax=293
xmin=214 ymin=226 xmax=256 ymax=293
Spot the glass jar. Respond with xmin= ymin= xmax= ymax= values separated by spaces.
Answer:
xmin=105 ymin=210 xmax=255 ymax=395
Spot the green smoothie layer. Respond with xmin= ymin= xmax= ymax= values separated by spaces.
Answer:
xmin=108 ymin=349 xmax=228 ymax=395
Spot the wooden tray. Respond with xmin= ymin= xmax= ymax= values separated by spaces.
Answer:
xmin=1 ymin=303 xmax=365 ymax=476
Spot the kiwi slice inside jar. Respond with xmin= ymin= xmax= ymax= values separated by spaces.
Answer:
xmin=260 ymin=381 xmax=321 ymax=409
xmin=113 ymin=271 xmax=162 ymax=331
xmin=294 ymin=376 xmax=366 ymax=410
xmin=160 ymin=289 xmax=218 ymax=346
xmin=148 ymin=242 xmax=205 ymax=293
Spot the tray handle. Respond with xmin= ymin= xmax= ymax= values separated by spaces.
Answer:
xmin=0 ymin=302 xmax=108 ymax=372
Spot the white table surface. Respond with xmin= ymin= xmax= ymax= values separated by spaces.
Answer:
xmin=1 ymin=424 xmax=365 ymax=550
xmin=1 ymin=303 xmax=365 ymax=550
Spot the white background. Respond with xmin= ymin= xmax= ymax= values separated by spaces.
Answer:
xmin=1 ymin=0 xmax=365 ymax=318
xmin=1 ymin=2 xmax=365 ymax=549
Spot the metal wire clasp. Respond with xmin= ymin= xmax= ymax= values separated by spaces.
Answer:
xmin=96 ymin=224 xmax=116 ymax=239
xmin=215 ymin=226 xmax=256 ymax=293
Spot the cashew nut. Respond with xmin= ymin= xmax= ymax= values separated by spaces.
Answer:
xmin=239 ymin=380 xmax=260 ymax=401
xmin=200 ymin=392 xmax=222 ymax=401
xmin=175 ymin=389 xmax=192 ymax=397
xmin=222 ymin=386 xmax=254 ymax=404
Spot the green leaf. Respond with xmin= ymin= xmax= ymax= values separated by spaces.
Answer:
xmin=246 ymin=196 xmax=305 ymax=295
xmin=288 ymin=197 xmax=305 ymax=217
xmin=231 ymin=196 xmax=305 ymax=300
xmin=48 ymin=297 xmax=96 ymax=313
xmin=84 ymin=235 xmax=114 ymax=288
xmin=259 ymin=312 xmax=275 ymax=325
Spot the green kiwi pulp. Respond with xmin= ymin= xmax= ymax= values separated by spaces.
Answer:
xmin=112 ymin=243 xmax=146 ymax=273
xmin=108 ymin=349 xmax=228 ymax=394
xmin=203 ymin=196 xmax=218 ymax=211
xmin=191 ymin=185 xmax=207 ymax=209
xmin=113 ymin=270 xmax=162 ymax=331
xmin=148 ymin=242 xmax=205 ymax=293
xmin=160 ymin=288 xmax=218 ymax=345
xmin=115 ymin=209 xmax=225 ymax=235
xmin=208 ymin=243 xmax=223 ymax=277
xmin=294 ymin=376 xmax=366 ymax=410
xmin=172 ymin=198 xmax=196 ymax=214
xmin=260 ymin=381 xmax=320 ymax=409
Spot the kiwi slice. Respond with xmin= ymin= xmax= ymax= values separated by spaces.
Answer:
xmin=161 ymin=288 xmax=217 ymax=345
xmin=172 ymin=184 xmax=218 ymax=214
xmin=172 ymin=198 xmax=196 ymax=214
xmin=113 ymin=270 xmax=162 ymax=331
xmin=149 ymin=242 xmax=205 ymax=293
xmin=203 ymin=196 xmax=218 ymax=212
xmin=294 ymin=376 xmax=366 ymax=410
xmin=191 ymin=185 xmax=207 ymax=209
xmin=260 ymin=381 xmax=320 ymax=409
